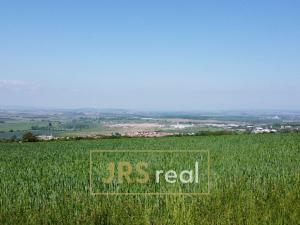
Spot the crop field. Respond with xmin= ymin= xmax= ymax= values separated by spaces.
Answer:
xmin=0 ymin=133 xmax=299 ymax=224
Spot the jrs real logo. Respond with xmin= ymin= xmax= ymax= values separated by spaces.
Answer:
xmin=90 ymin=150 xmax=210 ymax=195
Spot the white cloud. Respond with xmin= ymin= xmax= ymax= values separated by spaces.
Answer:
xmin=0 ymin=80 xmax=37 ymax=91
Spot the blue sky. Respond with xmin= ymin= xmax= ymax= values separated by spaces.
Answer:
xmin=0 ymin=0 xmax=299 ymax=110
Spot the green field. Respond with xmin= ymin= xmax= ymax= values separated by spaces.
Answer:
xmin=0 ymin=121 xmax=48 ymax=132
xmin=0 ymin=134 xmax=299 ymax=224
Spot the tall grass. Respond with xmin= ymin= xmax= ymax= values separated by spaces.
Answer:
xmin=0 ymin=133 xmax=299 ymax=224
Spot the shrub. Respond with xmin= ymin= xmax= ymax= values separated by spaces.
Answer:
xmin=22 ymin=132 xmax=38 ymax=142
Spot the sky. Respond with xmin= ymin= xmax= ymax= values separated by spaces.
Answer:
xmin=0 ymin=0 xmax=299 ymax=110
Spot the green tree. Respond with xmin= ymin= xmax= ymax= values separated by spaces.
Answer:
xmin=22 ymin=132 xmax=38 ymax=142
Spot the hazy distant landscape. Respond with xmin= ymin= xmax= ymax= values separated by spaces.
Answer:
xmin=1 ymin=108 xmax=300 ymax=141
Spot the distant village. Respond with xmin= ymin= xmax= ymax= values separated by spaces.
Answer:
xmin=34 ymin=123 xmax=299 ymax=141
xmin=1 ymin=109 xmax=300 ymax=141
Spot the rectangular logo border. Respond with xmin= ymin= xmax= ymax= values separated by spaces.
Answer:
xmin=89 ymin=150 xmax=210 ymax=196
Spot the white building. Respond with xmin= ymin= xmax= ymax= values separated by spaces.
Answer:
xmin=37 ymin=135 xmax=54 ymax=141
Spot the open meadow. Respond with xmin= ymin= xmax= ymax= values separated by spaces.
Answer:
xmin=0 ymin=133 xmax=299 ymax=224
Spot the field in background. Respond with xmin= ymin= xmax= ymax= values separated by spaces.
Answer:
xmin=1 ymin=109 xmax=300 ymax=140
xmin=0 ymin=133 xmax=299 ymax=224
